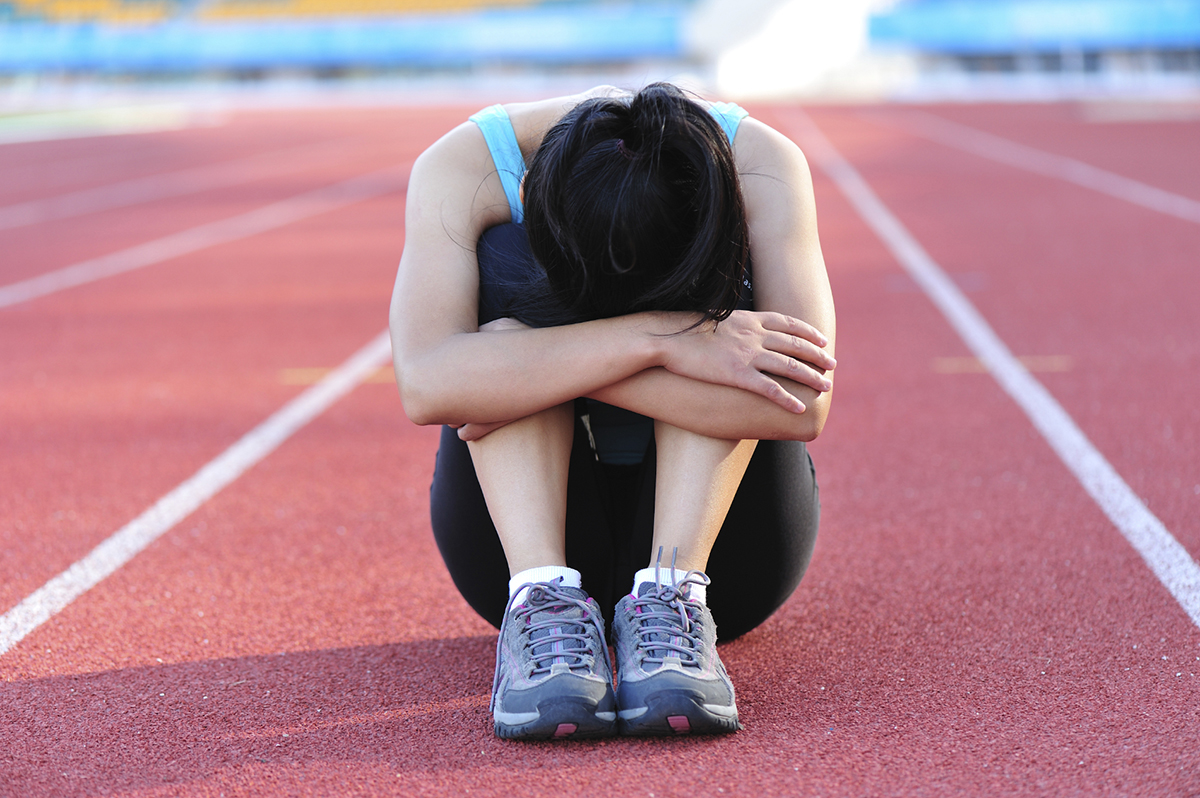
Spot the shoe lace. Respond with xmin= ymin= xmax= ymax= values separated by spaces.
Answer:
xmin=490 ymin=578 xmax=600 ymax=711
xmin=630 ymin=549 xmax=711 ymax=668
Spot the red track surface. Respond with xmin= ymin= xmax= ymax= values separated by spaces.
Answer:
xmin=2 ymin=99 xmax=1198 ymax=796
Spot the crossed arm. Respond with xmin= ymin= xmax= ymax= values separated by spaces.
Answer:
xmin=389 ymin=109 xmax=836 ymax=443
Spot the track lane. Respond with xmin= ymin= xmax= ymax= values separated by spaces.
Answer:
xmin=0 ymin=329 xmax=392 ymax=657
xmin=0 ymin=164 xmax=410 ymax=309
xmin=9 ymin=258 xmax=1198 ymax=794
xmin=0 ymin=107 xmax=425 ymax=205
xmin=860 ymin=108 xmax=1200 ymax=225
xmin=0 ymin=112 xmax=311 ymax=205
xmin=0 ymin=144 xmax=404 ymax=288
xmin=782 ymin=106 xmax=1200 ymax=627
xmin=2 ymin=102 xmax=1198 ymax=796
xmin=902 ymin=102 xmax=1200 ymax=204
xmin=0 ymin=187 xmax=407 ymax=614
xmin=0 ymin=134 xmax=392 ymax=232
xmin=804 ymin=105 xmax=1200 ymax=560
xmin=4 ymin=102 xmax=1195 ymax=792
xmin=0 ymin=106 xmax=471 ymax=615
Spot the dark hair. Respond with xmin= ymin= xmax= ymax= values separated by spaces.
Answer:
xmin=522 ymin=82 xmax=749 ymax=324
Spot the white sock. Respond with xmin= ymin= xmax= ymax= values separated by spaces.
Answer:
xmin=509 ymin=565 xmax=582 ymax=604
xmin=632 ymin=566 xmax=707 ymax=605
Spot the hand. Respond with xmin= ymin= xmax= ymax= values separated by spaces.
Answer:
xmin=657 ymin=310 xmax=835 ymax=413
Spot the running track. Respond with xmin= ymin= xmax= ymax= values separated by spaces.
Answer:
xmin=1 ymin=97 xmax=1197 ymax=796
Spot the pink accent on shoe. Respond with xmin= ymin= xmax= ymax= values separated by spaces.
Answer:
xmin=554 ymin=723 xmax=578 ymax=739
xmin=667 ymin=716 xmax=691 ymax=734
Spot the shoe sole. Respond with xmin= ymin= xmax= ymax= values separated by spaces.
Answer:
xmin=494 ymin=696 xmax=618 ymax=741
xmin=617 ymin=690 xmax=741 ymax=737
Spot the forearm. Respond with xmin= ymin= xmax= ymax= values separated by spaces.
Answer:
xmin=393 ymin=312 xmax=673 ymax=426
xmin=590 ymin=367 xmax=830 ymax=442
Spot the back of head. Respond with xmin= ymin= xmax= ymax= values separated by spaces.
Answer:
xmin=523 ymin=83 xmax=749 ymax=323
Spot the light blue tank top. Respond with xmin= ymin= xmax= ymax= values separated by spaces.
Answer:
xmin=469 ymin=100 xmax=750 ymax=224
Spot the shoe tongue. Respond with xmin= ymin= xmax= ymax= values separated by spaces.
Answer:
xmin=637 ymin=580 xmax=687 ymax=599
xmin=526 ymin=587 xmax=590 ymax=660
xmin=633 ymin=581 xmax=697 ymax=661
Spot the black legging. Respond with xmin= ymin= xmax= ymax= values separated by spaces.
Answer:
xmin=426 ymin=223 xmax=821 ymax=640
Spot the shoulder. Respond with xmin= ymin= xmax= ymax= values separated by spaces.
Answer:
xmin=406 ymin=120 xmax=510 ymax=240
xmin=731 ymin=116 xmax=817 ymax=232
xmin=732 ymin=116 xmax=811 ymax=182
xmin=730 ymin=117 xmax=825 ymax=283
xmin=412 ymin=119 xmax=490 ymax=176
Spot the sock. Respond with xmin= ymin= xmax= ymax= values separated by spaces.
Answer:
xmin=632 ymin=566 xmax=707 ymax=605
xmin=509 ymin=565 xmax=582 ymax=604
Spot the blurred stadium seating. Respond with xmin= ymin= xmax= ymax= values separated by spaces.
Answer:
xmin=1 ymin=0 xmax=1197 ymax=92
xmin=1 ymin=0 xmax=618 ymax=24
xmin=5 ymin=0 xmax=176 ymax=23
xmin=0 ymin=0 xmax=696 ymax=73
xmin=198 ymin=0 xmax=542 ymax=22
xmin=870 ymin=0 xmax=1200 ymax=75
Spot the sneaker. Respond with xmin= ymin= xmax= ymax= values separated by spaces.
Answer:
xmin=490 ymin=578 xmax=617 ymax=740
xmin=613 ymin=570 xmax=741 ymax=736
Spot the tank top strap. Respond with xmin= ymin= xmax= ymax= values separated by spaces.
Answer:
xmin=469 ymin=104 xmax=526 ymax=224
xmin=707 ymin=101 xmax=750 ymax=143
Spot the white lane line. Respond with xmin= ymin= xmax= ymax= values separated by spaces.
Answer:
xmin=0 ymin=162 xmax=410 ymax=310
xmin=778 ymin=106 xmax=1200 ymax=629
xmin=0 ymin=330 xmax=392 ymax=657
xmin=865 ymin=109 xmax=1200 ymax=225
xmin=0 ymin=136 xmax=368 ymax=231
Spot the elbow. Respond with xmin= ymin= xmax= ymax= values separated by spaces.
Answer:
xmin=400 ymin=398 xmax=438 ymax=427
xmin=772 ymin=382 xmax=830 ymax=442
xmin=782 ymin=402 xmax=829 ymax=443
xmin=394 ymin=363 xmax=442 ymax=427
xmin=777 ymin=418 xmax=821 ymax=443
xmin=390 ymin=322 xmax=452 ymax=427
xmin=794 ymin=417 xmax=824 ymax=443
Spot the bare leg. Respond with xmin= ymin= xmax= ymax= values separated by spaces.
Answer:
xmin=465 ymin=401 xmax=575 ymax=576
xmin=650 ymin=420 xmax=758 ymax=572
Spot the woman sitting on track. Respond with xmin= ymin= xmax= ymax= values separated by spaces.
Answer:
xmin=389 ymin=83 xmax=836 ymax=740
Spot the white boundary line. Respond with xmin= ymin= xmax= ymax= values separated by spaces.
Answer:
xmin=0 ymin=330 xmax=392 ymax=656
xmin=0 ymin=136 xmax=367 ymax=231
xmin=0 ymin=162 xmax=410 ymax=310
xmin=866 ymin=109 xmax=1200 ymax=225
xmin=777 ymin=107 xmax=1200 ymax=629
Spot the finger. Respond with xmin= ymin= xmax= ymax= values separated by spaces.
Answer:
xmin=762 ymin=312 xmax=829 ymax=348
xmin=756 ymin=352 xmax=833 ymax=393
xmin=479 ymin=317 xmax=530 ymax=332
xmin=458 ymin=420 xmax=512 ymax=441
xmin=766 ymin=331 xmax=837 ymax=371
xmin=458 ymin=423 xmax=499 ymax=441
xmin=739 ymin=371 xmax=807 ymax=414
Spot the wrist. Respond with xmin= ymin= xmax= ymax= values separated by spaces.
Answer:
xmin=628 ymin=311 xmax=685 ymax=368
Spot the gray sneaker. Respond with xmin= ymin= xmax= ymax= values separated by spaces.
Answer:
xmin=613 ymin=570 xmax=741 ymax=736
xmin=490 ymin=579 xmax=617 ymax=740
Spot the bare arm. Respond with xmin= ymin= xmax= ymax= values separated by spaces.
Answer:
xmin=391 ymin=101 xmax=834 ymax=433
xmin=389 ymin=119 xmax=671 ymax=426
xmin=588 ymin=118 xmax=836 ymax=441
